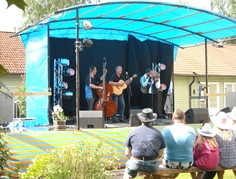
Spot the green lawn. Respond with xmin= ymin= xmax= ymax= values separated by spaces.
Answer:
xmin=136 ymin=170 xmax=235 ymax=179
xmin=176 ymin=170 xmax=235 ymax=179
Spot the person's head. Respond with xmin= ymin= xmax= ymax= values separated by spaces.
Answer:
xmin=137 ymin=108 xmax=157 ymax=125
xmin=89 ymin=65 xmax=97 ymax=75
xmin=211 ymin=112 xmax=233 ymax=142
xmin=115 ymin=66 xmax=122 ymax=75
xmin=145 ymin=68 xmax=151 ymax=76
xmin=211 ymin=112 xmax=233 ymax=130
xmin=172 ymin=109 xmax=185 ymax=123
xmin=227 ymin=106 xmax=236 ymax=123
xmin=197 ymin=123 xmax=216 ymax=137
xmin=196 ymin=124 xmax=218 ymax=149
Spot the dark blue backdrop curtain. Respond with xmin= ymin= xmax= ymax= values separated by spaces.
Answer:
xmin=49 ymin=35 xmax=173 ymax=120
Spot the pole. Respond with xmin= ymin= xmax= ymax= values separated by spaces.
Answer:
xmin=205 ymin=39 xmax=209 ymax=108
xmin=75 ymin=8 xmax=80 ymax=130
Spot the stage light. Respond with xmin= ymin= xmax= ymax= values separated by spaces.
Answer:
xmin=83 ymin=20 xmax=93 ymax=30
xmin=83 ymin=38 xmax=93 ymax=48
xmin=64 ymin=68 xmax=75 ymax=76
xmin=59 ymin=58 xmax=70 ymax=66
xmin=63 ymin=91 xmax=73 ymax=98
xmin=161 ymin=84 xmax=167 ymax=91
xmin=58 ymin=82 xmax=68 ymax=89
xmin=156 ymin=63 xmax=166 ymax=71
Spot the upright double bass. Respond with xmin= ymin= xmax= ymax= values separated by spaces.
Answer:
xmin=94 ymin=58 xmax=116 ymax=117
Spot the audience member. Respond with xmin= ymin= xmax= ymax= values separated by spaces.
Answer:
xmin=191 ymin=124 xmax=219 ymax=179
xmin=202 ymin=112 xmax=236 ymax=179
xmin=162 ymin=109 xmax=195 ymax=178
xmin=227 ymin=107 xmax=236 ymax=177
xmin=123 ymin=108 xmax=165 ymax=179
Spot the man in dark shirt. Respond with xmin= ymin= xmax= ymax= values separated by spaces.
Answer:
xmin=85 ymin=65 xmax=104 ymax=110
xmin=123 ymin=108 xmax=166 ymax=179
xmin=109 ymin=65 xmax=133 ymax=123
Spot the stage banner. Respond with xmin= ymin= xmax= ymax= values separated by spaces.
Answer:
xmin=23 ymin=25 xmax=49 ymax=126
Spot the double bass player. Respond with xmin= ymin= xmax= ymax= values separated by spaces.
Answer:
xmin=85 ymin=65 xmax=106 ymax=110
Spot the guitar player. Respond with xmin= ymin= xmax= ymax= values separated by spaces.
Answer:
xmin=109 ymin=65 xmax=133 ymax=123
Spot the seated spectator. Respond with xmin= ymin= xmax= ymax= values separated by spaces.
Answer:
xmin=227 ymin=107 xmax=236 ymax=177
xmin=123 ymin=108 xmax=166 ymax=179
xmin=191 ymin=123 xmax=219 ymax=179
xmin=202 ymin=112 xmax=236 ymax=179
xmin=162 ymin=109 xmax=196 ymax=178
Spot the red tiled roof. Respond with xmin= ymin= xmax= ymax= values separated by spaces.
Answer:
xmin=174 ymin=44 xmax=236 ymax=76
xmin=0 ymin=31 xmax=25 ymax=74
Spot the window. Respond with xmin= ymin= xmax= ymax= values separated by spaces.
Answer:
xmin=224 ymin=83 xmax=236 ymax=108
xmin=200 ymin=82 xmax=219 ymax=115
xmin=224 ymin=83 xmax=236 ymax=92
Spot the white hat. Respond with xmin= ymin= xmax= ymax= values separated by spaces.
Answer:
xmin=197 ymin=124 xmax=216 ymax=137
xmin=211 ymin=112 xmax=233 ymax=130
xmin=227 ymin=107 xmax=236 ymax=121
xmin=137 ymin=108 xmax=157 ymax=123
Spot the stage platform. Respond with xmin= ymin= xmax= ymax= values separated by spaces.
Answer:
xmin=2 ymin=119 xmax=202 ymax=176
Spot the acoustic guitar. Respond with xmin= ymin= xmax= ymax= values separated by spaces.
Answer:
xmin=112 ymin=74 xmax=137 ymax=95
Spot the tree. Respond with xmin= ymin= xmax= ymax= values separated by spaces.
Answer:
xmin=210 ymin=0 xmax=236 ymax=43
xmin=22 ymin=0 xmax=93 ymax=29
xmin=6 ymin=0 xmax=27 ymax=11
xmin=211 ymin=0 xmax=236 ymax=19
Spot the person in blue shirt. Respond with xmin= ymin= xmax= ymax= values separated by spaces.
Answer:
xmin=162 ymin=109 xmax=196 ymax=178
xmin=85 ymin=65 xmax=105 ymax=110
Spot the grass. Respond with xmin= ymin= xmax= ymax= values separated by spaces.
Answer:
xmin=176 ymin=170 xmax=235 ymax=179
xmin=135 ymin=170 xmax=235 ymax=179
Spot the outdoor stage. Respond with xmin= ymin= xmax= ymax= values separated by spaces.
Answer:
xmin=4 ymin=119 xmax=203 ymax=175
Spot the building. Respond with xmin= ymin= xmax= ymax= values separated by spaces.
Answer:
xmin=0 ymin=31 xmax=25 ymax=91
xmin=173 ymin=43 xmax=236 ymax=115
xmin=0 ymin=31 xmax=25 ymax=121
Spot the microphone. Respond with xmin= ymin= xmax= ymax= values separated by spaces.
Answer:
xmin=103 ymin=57 xmax=107 ymax=67
xmin=126 ymin=72 xmax=129 ymax=79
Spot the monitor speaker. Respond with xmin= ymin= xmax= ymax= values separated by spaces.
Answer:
xmin=185 ymin=108 xmax=210 ymax=124
xmin=79 ymin=111 xmax=104 ymax=128
xmin=129 ymin=109 xmax=142 ymax=126
xmin=216 ymin=107 xmax=233 ymax=115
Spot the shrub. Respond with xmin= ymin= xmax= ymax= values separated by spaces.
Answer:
xmin=0 ymin=131 xmax=12 ymax=175
xmin=20 ymin=139 xmax=118 ymax=179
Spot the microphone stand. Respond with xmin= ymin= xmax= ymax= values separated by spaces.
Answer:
xmin=194 ymin=72 xmax=203 ymax=108
xmin=126 ymin=73 xmax=132 ymax=120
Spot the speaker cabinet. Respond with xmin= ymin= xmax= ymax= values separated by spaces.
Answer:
xmin=129 ymin=109 xmax=142 ymax=126
xmin=216 ymin=107 xmax=233 ymax=115
xmin=185 ymin=108 xmax=210 ymax=124
xmin=79 ymin=111 xmax=104 ymax=128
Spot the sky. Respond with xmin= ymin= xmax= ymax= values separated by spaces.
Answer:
xmin=0 ymin=0 xmax=24 ymax=32
xmin=0 ymin=0 xmax=211 ymax=32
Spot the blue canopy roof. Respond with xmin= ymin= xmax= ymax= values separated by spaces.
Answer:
xmin=19 ymin=1 xmax=236 ymax=48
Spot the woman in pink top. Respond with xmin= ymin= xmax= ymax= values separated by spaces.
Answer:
xmin=191 ymin=124 xmax=219 ymax=179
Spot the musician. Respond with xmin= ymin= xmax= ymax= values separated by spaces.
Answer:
xmin=109 ymin=66 xmax=133 ymax=123
xmin=140 ymin=68 xmax=162 ymax=117
xmin=85 ymin=65 xmax=105 ymax=110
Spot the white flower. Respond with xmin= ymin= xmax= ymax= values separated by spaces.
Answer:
xmin=52 ymin=105 xmax=67 ymax=120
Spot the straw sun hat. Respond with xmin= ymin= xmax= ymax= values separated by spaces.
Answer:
xmin=197 ymin=124 xmax=216 ymax=137
xmin=211 ymin=112 xmax=233 ymax=130
xmin=137 ymin=108 xmax=157 ymax=123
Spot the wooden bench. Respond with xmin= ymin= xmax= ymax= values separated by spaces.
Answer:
xmin=139 ymin=165 xmax=235 ymax=179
